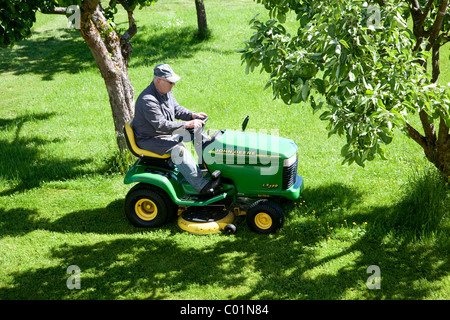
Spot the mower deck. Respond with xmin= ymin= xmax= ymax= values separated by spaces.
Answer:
xmin=177 ymin=205 xmax=236 ymax=235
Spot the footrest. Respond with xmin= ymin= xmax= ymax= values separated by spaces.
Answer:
xmin=177 ymin=192 xmax=227 ymax=206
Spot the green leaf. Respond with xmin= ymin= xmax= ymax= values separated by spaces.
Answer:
xmin=313 ymin=78 xmax=326 ymax=94
xmin=341 ymin=143 xmax=350 ymax=157
xmin=301 ymin=83 xmax=310 ymax=101
xmin=319 ymin=111 xmax=331 ymax=120
xmin=299 ymin=63 xmax=317 ymax=78
xmin=277 ymin=12 xmax=286 ymax=24
xmin=340 ymin=39 xmax=350 ymax=49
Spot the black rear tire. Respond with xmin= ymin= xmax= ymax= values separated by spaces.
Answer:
xmin=125 ymin=184 xmax=171 ymax=228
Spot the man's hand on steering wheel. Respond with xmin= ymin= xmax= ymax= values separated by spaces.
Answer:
xmin=186 ymin=112 xmax=208 ymax=129
xmin=192 ymin=112 xmax=208 ymax=120
xmin=185 ymin=119 xmax=204 ymax=129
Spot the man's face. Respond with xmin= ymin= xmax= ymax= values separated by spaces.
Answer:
xmin=155 ymin=77 xmax=176 ymax=94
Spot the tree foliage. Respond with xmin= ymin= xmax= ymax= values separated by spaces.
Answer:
xmin=0 ymin=0 xmax=55 ymax=47
xmin=240 ymin=0 xmax=450 ymax=177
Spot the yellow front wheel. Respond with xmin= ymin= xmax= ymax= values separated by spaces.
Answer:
xmin=246 ymin=200 xmax=284 ymax=234
xmin=254 ymin=212 xmax=273 ymax=230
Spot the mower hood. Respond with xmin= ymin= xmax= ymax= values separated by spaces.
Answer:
xmin=204 ymin=129 xmax=298 ymax=162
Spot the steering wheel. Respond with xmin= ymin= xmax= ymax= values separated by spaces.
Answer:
xmin=187 ymin=115 xmax=208 ymax=134
xmin=198 ymin=115 xmax=209 ymax=124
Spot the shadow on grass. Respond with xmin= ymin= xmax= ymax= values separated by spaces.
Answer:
xmin=362 ymin=168 xmax=450 ymax=243
xmin=129 ymin=25 xmax=234 ymax=68
xmin=0 ymin=199 xmax=127 ymax=239
xmin=0 ymin=25 xmax=228 ymax=81
xmin=282 ymin=182 xmax=365 ymax=245
xmin=0 ymin=30 xmax=95 ymax=81
xmin=0 ymin=112 xmax=98 ymax=195
xmin=0 ymin=181 xmax=448 ymax=300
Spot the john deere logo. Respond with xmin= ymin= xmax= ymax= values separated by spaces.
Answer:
xmin=210 ymin=149 xmax=257 ymax=156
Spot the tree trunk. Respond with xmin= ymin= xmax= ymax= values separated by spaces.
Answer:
xmin=405 ymin=0 xmax=450 ymax=180
xmin=436 ymin=117 xmax=450 ymax=179
xmin=195 ymin=0 xmax=208 ymax=38
xmin=79 ymin=0 xmax=134 ymax=152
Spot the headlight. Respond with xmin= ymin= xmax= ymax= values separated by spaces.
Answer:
xmin=283 ymin=154 xmax=297 ymax=167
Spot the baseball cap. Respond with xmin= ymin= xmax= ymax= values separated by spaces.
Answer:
xmin=154 ymin=64 xmax=181 ymax=83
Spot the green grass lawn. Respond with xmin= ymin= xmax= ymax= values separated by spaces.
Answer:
xmin=0 ymin=0 xmax=448 ymax=300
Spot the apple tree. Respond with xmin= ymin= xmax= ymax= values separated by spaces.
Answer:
xmin=239 ymin=0 xmax=450 ymax=179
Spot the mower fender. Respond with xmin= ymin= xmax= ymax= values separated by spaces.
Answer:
xmin=124 ymin=166 xmax=181 ymax=203
xmin=124 ymin=165 xmax=230 ymax=206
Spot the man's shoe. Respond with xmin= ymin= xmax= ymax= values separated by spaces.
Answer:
xmin=200 ymin=178 xmax=222 ymax=195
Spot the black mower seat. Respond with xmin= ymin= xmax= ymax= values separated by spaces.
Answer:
xmin=124 ymin=120 xmax=171 ymax=160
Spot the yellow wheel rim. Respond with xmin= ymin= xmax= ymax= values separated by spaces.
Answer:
xmin=254 ymin=212 xmax=272 ymax=230
xmin=135 ymin=199 xmax=158 ymax=221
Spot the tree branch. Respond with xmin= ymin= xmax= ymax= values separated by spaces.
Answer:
xmin=431 ymin=42 xmax=441 ymax=83
xmin=409 ymin=0 xmax=421 ymax=17
xmin=419 ymin=109 xmax=437 ymax=144
xmin=406 ymin=122 xmax=429 ymax=150
xmin=422 ymin=0 xmax=436 ymax=19
xmin=425 ymin=0 xmax=449 ymax=51
xmin=80 ymin=0 xmax=98 ymax=31
xmin=437 ymin=115 xmax=449 ymax=147
xmin=80 ymin=0 xmax=119 ymax=81
xmin=410 ymin=0 xmax=435 ymax=50
xmin=417 ymin=0 xmax=435 ymax=28
xmin=91 ymin=6 xmax=123 ymax=66
xmin=41 ymin=7 xmax=67 ymax=15
xmin=119 ymin=0 xmax=137 ymax=40
xmin=118 ymin=0 xmax=137 ymax=67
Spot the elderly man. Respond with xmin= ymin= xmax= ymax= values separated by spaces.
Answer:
xmin=133 ymin=64 xmax=220 ymax=194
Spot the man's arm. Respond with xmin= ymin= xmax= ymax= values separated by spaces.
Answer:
xmin=143 ymin=96 xmax=186 ymax=134
xmin=172 ymin=94 xmax=193 ymax=121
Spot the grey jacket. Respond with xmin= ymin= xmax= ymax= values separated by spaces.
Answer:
xmin=133 ymin=82 xmax=193 ymax=155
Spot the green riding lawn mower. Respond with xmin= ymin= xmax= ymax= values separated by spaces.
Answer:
xmin=123 ymin=116 xmax=303 ymax=235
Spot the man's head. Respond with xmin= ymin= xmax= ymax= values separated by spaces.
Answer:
xmin=153 ymin=64 xmax=180 ymax=94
